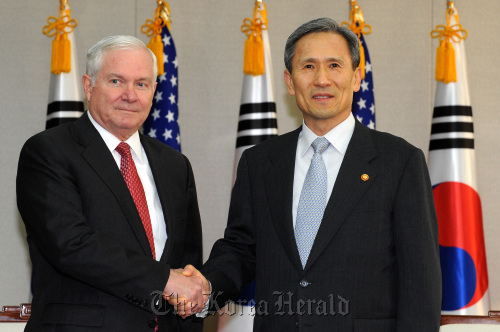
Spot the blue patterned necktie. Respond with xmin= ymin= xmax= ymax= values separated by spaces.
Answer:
xmin=295 ymin=137 xmax=330 ymax=268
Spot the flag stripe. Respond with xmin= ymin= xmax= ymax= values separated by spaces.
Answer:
xmin=431 ymin=122 xmax=474 ymax=134
xmin=239 ymin=112 xmax=277 ymax=121
xmin=240 ymin=102 xmax=276 ymax=115
xmin=433 ymin=105 xmax=472 ymax=117
xmin=432 ymin=116 xmax=472 ymax=124
xmin=237 ymin=118 xmax=278 ymax=131
xmin=429 ymin=138 xmax=474 ymax=151
xmin=47 ymin=101 xmax=84 ymax=114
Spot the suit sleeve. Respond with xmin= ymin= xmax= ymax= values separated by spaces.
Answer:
xmin=16 ymin=135 xmax=171 ymax=310
xmin=178 ymin=155 xmax=203 ymax=270
xmin=392 ymin=148 xmax=442 ymax=331
xmin=177 ymin=156 xmax=205 ymax=331
xmin=201 ymin=150 xmax=257 ymax=309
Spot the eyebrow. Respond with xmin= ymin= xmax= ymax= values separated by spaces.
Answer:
xmin=299 ymin=56 xmax=346 ymax=64
xmin=106 ymin=73 xmax=153 ymax=83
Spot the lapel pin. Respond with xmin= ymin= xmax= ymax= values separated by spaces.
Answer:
xmin=361 ymin=174 xmax=369 ymax=181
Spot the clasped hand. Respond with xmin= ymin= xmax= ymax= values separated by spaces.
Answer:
xmin=163 ymin=264 xmax=209 ymax=318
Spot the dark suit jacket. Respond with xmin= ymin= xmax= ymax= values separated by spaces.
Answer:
xmin=16 ymin=113 xmax=203 ymax=332
xmin=202 ymin=120 xmax=441 ymax=332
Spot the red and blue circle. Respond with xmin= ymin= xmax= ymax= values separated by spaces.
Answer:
xmin=433 ymin=181 xmax=488 ymax=311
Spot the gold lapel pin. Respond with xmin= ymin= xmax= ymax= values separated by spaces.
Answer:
xmin=361 ymin=174 xmax=369 ymax=181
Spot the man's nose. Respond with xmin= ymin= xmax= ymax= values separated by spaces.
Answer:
xmin=314 ymin=66 xmax=331 ymax=86
xmin=121 ymin=84 xmax=138 ymax=102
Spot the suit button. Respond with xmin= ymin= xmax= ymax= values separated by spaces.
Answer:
xmin=148 ymin=320 xmax=157 ymax=328
xmin=299 ymin=279 xmax=310 ymax=288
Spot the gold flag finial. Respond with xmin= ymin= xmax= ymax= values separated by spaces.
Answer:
xmin=159 ymin=0 xmax=172 ymax=31
xmin=42 ymin=0 xmax=78 ymax=74
xmin=241 ymin=1 xmax=268 ymax=76
xmin=141 ymin=0 xmax=170 ymax=75
xmin=431 ymin=2 xmax=467 ymax=83
xmin=341 ymin=1 xmax=372 ymax=79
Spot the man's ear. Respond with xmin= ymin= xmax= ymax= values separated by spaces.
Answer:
xmin=352 ymin=66 xmax=362 ymax=93
xmin=284 ymin=70 xmax=295 ymax=96
xmin=82 ymin=75 xmax=93 ymax=101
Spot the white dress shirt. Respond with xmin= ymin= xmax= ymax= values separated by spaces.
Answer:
xmin=88 ymin=112 xmax=167 ymax=260
xmin=292 ymin=113 xmax=355 ymax=228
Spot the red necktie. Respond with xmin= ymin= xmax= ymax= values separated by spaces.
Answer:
xmin=115 ymin=142 xmax=156 ymax=259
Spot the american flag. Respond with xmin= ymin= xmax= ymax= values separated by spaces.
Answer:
xmin=352 ymin=33 xmax=375 ymax=129
xmin=142 ymin=24 xmax=181 ymax=152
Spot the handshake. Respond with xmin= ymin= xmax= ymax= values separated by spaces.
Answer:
xmin=163 ymin=265 xmax=211 ymax=318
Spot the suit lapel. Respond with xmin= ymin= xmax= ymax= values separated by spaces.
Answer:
xmin=73 ymin=113 xmax=154 ymax=257
xmin=264 ymin=127 xmax=304 ymax=273
xmin=304 ymin=121 xmax=378 ymax=270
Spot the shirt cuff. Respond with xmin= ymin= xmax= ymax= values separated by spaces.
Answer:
xmin=195 ymin=281 xmax=212 ymax=318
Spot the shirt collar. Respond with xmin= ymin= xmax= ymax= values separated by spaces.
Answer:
xmin=87 ymin=112 xmax=145 ymax=163
xmin=298 ymin=113 xmax=355 ymax=157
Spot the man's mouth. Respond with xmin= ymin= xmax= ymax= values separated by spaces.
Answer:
xmin=313 ymin=94 xmax=333 ymax=99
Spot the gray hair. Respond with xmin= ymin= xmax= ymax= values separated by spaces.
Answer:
xmin=284 ymin=17 xmax=360 ymax=73
xmin=86 ymin=35 xmax=158 ymax=85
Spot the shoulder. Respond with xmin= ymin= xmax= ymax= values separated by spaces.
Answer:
xmin=358 ymin=122 xmax=421 ymax=156
xmin=21 ymin=122 xmax=76 ymax=154
xmin=350 ymin=122 xmax=427 ymax=175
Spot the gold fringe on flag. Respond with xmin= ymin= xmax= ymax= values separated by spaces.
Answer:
xmin=341 ymin=0 xmax=372 ymax=79
xmin=431 ymin=1 xmax=467 ymax=83
xmin=42 ymin=0 xmax=78 ymax=75
xmin=241 ymin=1 xmax=268 ymax=76
xmin=141 ymin=0 xmax=171 ymax=76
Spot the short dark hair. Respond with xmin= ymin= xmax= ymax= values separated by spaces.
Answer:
xmin=284 ymin=17 xmax=360 ymax=73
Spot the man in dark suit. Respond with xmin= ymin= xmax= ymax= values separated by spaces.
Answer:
xmin=182 ymin=17 xmax=442 ymax=331
xmin=17 ymin=35 xmax=205 ymax=331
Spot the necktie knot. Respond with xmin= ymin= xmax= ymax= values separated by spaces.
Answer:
xmin=311 ymin=137 xmax=330 ymax=155
xmin=115 ymin=142 xmax=132 ymax=158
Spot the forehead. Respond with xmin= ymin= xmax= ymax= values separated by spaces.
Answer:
xmin=99 ymin=48 xmax=154 ymax=77
xmin=294 ymin=32 xmax=351 ymax=63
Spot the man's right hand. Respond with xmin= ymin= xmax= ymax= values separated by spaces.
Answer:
xmin=164 ymin=265 xmax=210 ymax=318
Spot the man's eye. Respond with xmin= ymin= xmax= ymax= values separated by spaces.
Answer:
xmin=330 ymin=63 xmax=339 ymax=68
xmin=111 ymin=79 xmax=120 ymax=84
xmin=305 ymin=64 xmax=313 ymax=69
